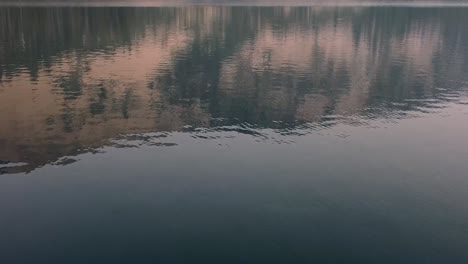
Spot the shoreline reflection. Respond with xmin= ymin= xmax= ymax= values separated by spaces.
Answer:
xmin=1 ymin=6 xmax=468 ymax=174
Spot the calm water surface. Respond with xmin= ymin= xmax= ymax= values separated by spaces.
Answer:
xmin=1 ymin=5 xmax=468 ymax=263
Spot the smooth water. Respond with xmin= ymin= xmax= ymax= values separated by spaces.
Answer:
xmin=1 ymin=5 xmax=468 ymax=264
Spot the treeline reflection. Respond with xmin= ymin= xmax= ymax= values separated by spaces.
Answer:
xmin=0 ymin=6 xmax=467 ymax=173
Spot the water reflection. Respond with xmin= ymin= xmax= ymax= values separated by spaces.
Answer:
xmin=1 ymin=6 xmax=468 ymax=174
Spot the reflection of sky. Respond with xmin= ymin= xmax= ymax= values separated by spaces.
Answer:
xmin=2 ymin=99 xmax=467 ymax=262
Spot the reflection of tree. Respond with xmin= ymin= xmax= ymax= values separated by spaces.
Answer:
xmin=1 ymin=6 xmax=468 ymax=174
xmin=89 ymin=85 xmax=108 ymax=115
xmin=57 ymin=69 xmax=84 ymax=100
xmin=152 ymin=7 xmax=468 ymax=126
xmin=0 ymin=7 xmax=178 ymax=80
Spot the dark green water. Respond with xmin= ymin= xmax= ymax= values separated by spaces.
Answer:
xmin=1 ymin=5 xmax=468 ymax=264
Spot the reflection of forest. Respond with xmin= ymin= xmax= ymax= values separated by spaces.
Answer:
xmin=0 ymin=7 xmax=467 ymax=172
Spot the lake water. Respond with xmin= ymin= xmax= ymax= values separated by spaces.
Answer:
xmin=1 ymin=4 xmax=468 ymax=263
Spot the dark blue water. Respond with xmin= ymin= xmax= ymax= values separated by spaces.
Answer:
xmin=0 ymin=4 xmax=468 ymax=264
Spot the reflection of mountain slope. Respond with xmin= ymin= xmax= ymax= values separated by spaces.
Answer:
xmin=0 ymin=7 xmax=467 ymax=173
xmin=0 ymin=23 xmax=194 ymax=170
